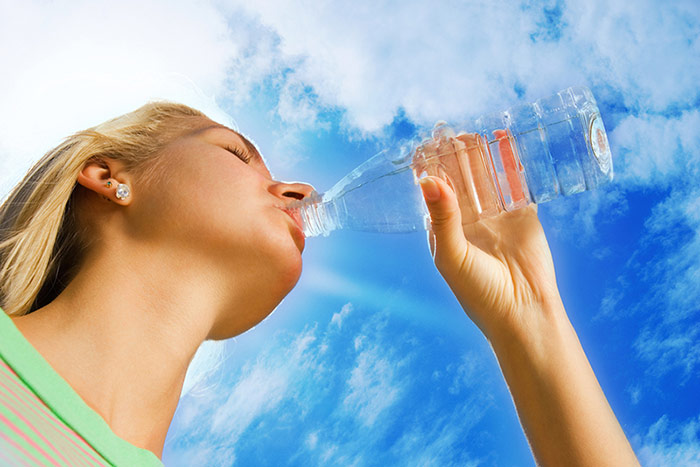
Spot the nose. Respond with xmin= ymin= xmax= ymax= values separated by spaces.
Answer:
xmin=269 ymin=181 xmax=316 ymax=201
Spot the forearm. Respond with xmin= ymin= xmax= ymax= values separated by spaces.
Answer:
xmin=489 ymin=299 xmax=640 ymax=467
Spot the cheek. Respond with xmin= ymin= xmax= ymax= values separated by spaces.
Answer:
xmin=167 ymin=190 xmax=302 ymax=283
xmin=137 ymin=155 xmax=303 ymax=283
xmin=158 ymin=164 xmax=252 ymax=240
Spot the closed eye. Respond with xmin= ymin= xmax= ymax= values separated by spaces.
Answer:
xmin=225 ymin=145 xmax=253 ymax=164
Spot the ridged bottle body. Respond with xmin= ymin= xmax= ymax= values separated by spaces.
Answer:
xmin=289 ymin=86 xmax=613 ymax=237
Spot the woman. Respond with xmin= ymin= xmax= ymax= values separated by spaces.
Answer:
xmin=0 ymin=102 xmax=639 ymax=466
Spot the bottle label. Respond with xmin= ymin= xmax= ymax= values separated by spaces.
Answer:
xmin=589 ymin=114 xmax=612 ymax=173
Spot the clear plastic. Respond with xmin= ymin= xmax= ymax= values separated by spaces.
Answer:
xmin=287 ymin=86 xmax=613 ymax=237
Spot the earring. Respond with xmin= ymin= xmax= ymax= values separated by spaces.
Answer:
xmin=115 ymin=183 xmax=131 ymax=200
xmin=106 ymin=181 xmax=112 ymax=188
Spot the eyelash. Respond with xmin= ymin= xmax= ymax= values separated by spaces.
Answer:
xmin=225 ymin=145 xmax=252 ymax=164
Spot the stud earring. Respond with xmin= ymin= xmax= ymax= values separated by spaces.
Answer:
xmin=106 ymin=181 xmax=112 ymax=188
xmin=115 ymin=183 xmax=131 ymax=200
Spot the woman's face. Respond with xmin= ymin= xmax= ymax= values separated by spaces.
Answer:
xmin=131 ymin=117 xmax=314 ymax=339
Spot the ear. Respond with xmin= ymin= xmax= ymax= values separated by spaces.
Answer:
xmin=76 ymin=157 xmax=133 ymax=206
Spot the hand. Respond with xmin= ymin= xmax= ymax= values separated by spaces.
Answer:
xmin=419 ymin=175 xmax=563 ymax=344
xmin=419 ymin=175 xmax=640 ymax=466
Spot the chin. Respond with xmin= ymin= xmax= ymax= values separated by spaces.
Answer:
xmin=237 ymin=265 xmax=302 ymax=339
xmin=209 ymin=268 xmax=300 ymax=341
xmin=277 ymin=247 xmax=304 ymax=294
xmin=254 ymin=225 xmax=305 ymax=297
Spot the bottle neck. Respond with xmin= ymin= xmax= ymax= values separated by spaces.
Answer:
xmin=286 ymin=192 xmax=340 ymax=237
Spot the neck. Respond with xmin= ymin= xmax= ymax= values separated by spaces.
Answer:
xmin=10 ymin=241 xmax=229 ymax=458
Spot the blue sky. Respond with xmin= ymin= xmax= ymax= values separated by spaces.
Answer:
xmin=1 ymin=0 xmax=699 ymax=465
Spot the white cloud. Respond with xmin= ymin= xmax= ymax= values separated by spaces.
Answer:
xmin=342 ymin=343 xmax=403 ymax=428
xmin=164 ymin=300 xmax=494 ymax=466
xmin=210 ymin=327 xmax=317 ymax=438
xmin=447 ymin=352 xmax=485 ymax=396
xmin=276 ymin=75 xmax=328 ymax=130
xmin=544 ymin=186 xmax=629 ymax=241
xmin=643 ymin=193 xmax=700 ymax=324
xmin=229 ymin=0 xmax=550 ymax=131
xmin=610 ymin=110 xmax=700 ymax=191
xmin=0 ymin=0 xmax=239 ymax=198
xmin=305 ymin=431 xmax=319 ymax=451
xmin=627 ymin=384 xmax=642 ymax=405
xmin=391 ymin=359 xmax=493 ymax=467
xmin=330 ymin=302 xmax=353 ymax=328
xmin=221 ymin=0 xmax=699 ymax=134
xmin=635 ymin=322 xmax=700 ymax=381
xmin=393 ymin=421 xmax=483 ymax=467
xmin=563 ymin=1 xmax=700 ymax=110
xmin=623 ymin=186 xmax=700 ymax=380
xmin=353 ymin=335 xmax=365 ymax=351
xmin=635 ymin=415 xmax=700 ymax=467
xmin=163 ymin=325 xmax=322 ymax=465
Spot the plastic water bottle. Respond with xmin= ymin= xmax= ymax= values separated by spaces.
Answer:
xmin=287 ymin=86 xmax=613 ymax=237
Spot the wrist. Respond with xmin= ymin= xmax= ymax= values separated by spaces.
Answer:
xmin=487 ymin=296 xmax=572 ymax=363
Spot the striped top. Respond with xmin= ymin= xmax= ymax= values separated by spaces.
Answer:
xmin=0 ymin=308 xmax=164 ymax=466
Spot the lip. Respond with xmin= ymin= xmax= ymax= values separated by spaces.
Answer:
xmin=280 ymin=207 xmax=306 ymax=250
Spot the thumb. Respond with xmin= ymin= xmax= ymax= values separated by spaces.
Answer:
xmin=419 ymin=176 xmax=469 ymax=269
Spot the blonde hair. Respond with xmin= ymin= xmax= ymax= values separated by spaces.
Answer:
xmin=0 ymin=101 xmax=206 ymax=317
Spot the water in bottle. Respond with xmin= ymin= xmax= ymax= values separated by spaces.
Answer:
xmin=287 ymin=86 xmax=613 ymax=237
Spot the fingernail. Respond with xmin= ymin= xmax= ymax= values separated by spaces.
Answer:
xmin=419 ymin=177 xmax=440 ymax=202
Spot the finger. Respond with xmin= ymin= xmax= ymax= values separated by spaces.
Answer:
xmin=419 ymin=176 xmax=469 ymax=271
